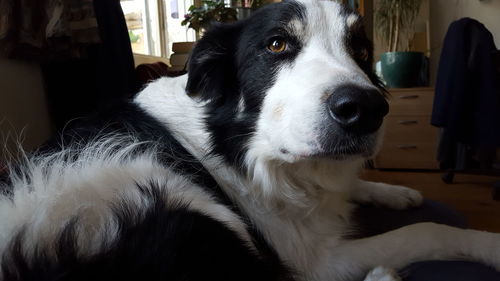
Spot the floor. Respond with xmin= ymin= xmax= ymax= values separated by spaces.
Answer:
xmin=361 ymin=170 xmax=500 ymax=232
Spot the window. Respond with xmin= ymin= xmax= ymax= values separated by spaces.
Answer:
xmin=120 ymin=0 xmax=196 ymax=57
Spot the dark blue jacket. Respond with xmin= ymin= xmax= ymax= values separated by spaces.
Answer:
xmin=432 ymin=18 xmax=500 ymax=148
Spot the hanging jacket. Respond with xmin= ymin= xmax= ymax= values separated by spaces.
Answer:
xmin=432 ymin=18 xmax=500 ymax=148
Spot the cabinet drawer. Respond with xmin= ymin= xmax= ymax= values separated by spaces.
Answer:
xmin=383 ymin=116 xmax=438 ymax=143
xmin=387 ymin=89 xmax=434 ymax=116
xmin=375 ymin=142 xmax=439 ymax=169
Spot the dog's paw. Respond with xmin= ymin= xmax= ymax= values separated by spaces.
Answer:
xmin=354 ymin=181 xmax=423 ymax=210
xmin=377 ymin=184 xmax=423 ymax=210
xmin=363 ymin=266 xmax=401 ymax=281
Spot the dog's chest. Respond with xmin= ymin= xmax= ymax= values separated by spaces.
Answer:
xmin=241 ymin=193 xmax=354 ymax=275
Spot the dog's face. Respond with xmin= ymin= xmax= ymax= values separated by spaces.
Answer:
xmin=187 ymin=0 xmax=388 ymax=169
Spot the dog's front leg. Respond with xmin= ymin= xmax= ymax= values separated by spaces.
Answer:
xmin=350 ymin=180 xmax=423 ymax=210
xmin=329 ymin=222 xmax=500 ymax=281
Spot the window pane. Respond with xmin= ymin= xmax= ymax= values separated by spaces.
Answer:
xmin=163 ymin=0 xmax=196 ymax=56
xmin=121 ymin=0 xmax=161 ymax=56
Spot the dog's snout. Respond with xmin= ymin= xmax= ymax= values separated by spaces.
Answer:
xmin=327 ymin=85 xmax=389 ymax=134
xmin=329 ymin=99 xmax=361 ymax=127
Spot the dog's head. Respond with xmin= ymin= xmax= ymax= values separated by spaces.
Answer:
xmin=187 ymin=0 xmax=387 ymax=172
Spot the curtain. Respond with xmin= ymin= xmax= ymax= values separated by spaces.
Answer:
xmin=0 ymin=0 xmax=139 ymax=130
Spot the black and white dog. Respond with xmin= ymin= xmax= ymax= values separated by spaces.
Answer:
xmin=1 ymin=1 xmax=500 ymax=280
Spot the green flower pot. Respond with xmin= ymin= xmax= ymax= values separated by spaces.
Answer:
xmin=380 ymin=52 xmax=426 ymax=88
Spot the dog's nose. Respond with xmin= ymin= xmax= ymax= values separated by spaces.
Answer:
xmin=327 ymin=85 xmax=389 ymax=134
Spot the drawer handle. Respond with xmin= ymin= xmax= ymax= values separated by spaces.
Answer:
xmin=397 ymin=144 xmax=418 ymax=149
xmin=398 ymin=120 xmax=418 ymax=125
xmin=398 ymin=95 xmax=420 ymax=100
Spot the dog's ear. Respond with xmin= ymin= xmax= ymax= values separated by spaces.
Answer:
xmin=186 ymin=23 xmax=242 ymax=102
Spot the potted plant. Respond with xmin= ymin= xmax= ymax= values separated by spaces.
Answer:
xmin=375 ymin=0 xmax=425 ymax=88
xmin=231 ymin=0 xmax=271 ymax=20
xmin=181 ymin=0 xmax=237 ymax=35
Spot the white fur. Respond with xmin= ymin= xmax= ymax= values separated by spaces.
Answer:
xmin=363 ymin=267 xmax=401 ymax=281
xmin=352 ymin=180 xmax=423 ymax=210
xmin=133 ymin=74 xmax=500 ymax=281
xmin=346 ymin=14 xmax=360 ymax=28
xmin=0 ymin=136 xmax=254 ymax=265
xmin=2 ymin=1 xmax=500 ymax=281
xmin=135 ymin=1 xmax=500 ymax=280
xmin=247 ymin=0 xmax=376 ymax=165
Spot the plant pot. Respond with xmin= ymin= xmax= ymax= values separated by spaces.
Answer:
xmin=380 ymin=52 xmax=426 ymax=88
xmin=235 ymin=7 xmax=252 ymax=20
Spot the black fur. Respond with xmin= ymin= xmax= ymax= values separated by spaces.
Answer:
xmin=186 ymin=1 xmax=306 ymax=168
xmin=1 ymin=100 xmax=227 ymax=205
xmin=39 ymin=101 xmax=231 ymax=208
xmin=0 ymin=99 xmax=293 ymax=281
xmin=1 ymin=182 xmax=293 ymax=281
xmin=0 ymin=2 xmax=386 ymax=280
xmin=313 ymin=6 xmax=388 ymax=158
xmin=341 ymin=8 xmax=387 ymax=94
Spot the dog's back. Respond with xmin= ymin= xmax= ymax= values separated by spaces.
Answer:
xmin=0 ymin=100 xmax=292 ymax=281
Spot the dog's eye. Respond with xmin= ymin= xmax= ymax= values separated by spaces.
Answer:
xmin=268 ymin=38 xmax=287 ymax=53
xmin=358 ymin=49 xmax=369 ymax=61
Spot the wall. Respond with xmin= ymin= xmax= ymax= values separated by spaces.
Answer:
xmin=0 ymin=57 xmax=53 ymax=161
xmin=429 ymin=0 xmax=500 ymax=85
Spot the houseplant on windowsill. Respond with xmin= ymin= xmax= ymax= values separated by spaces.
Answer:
xmin=181 ymin=0 xmax=237 ymax=36
xmin=231 ymin=0 xmax=272 ymax=20
xmin=375 ymin=0 xmax=425 ymax=88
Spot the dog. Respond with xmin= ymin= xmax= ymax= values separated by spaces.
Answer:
xmin=1 ymin=0 xmax=500 ymax=280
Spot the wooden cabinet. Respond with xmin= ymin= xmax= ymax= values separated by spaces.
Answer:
xmin=374 ymin=88 xmax=440 ymax=169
